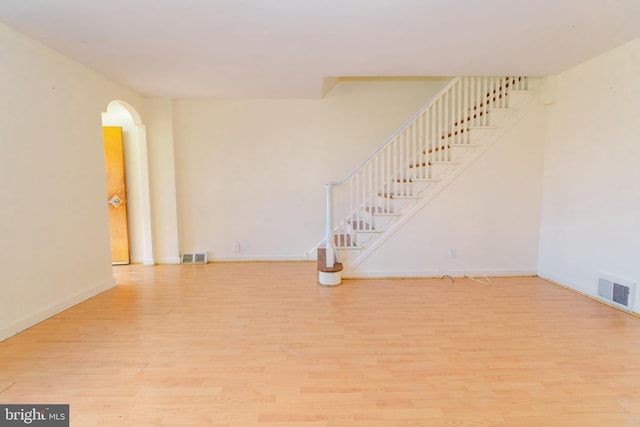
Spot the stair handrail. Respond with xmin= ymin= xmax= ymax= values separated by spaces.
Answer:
xmin=322 ymin=77 xmax=460 ymax=269
xmin=331 ymin=77 xmax=461 ymax=186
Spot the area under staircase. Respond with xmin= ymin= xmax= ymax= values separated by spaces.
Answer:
xmin=317 ymin=76 xmax=540 ymax=282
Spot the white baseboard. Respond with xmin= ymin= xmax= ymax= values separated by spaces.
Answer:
xmin=156 ymin=257 xmax=181 ymax=264
xmin=130 ymin=256 xmax=155 ymax=265
xmin=537 ymin=270 xmax=639 ymax=315
xmin=208 ymin=254 xmax=309 ymax=262
xmin=537 ymin=270 xmax=593 ymax=295
xmin=344 ymin=269 xmax=440 ymax=279
xmin=345 ymin=268 xmax=537 ymax=279
xmin=0 ymin=276 xmax=116 ymax=342
xmin=460 ymin=268 xmax=538 ymax=277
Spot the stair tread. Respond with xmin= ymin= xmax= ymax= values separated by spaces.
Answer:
xmin=468 ymin=125 xmax=496 ymax=130
xmin=409 ymin=160 xmax=459 ymax=168
xmin=348 ymin=220 xmax=379 ymax=232
xmin=378 ymin=192 xmax=420 ymax=199
xmin=365 ymin=207 xmax=400 ymax=215
xmin=449 ymin=143 xmax=477 ymax=147
xmin=423 ymin=144 xmax=451 ymax=154
xmin=423 ymin=142 xmax=476 ymax=154
xmin=394 ymin=178 xmax=439 ymax=183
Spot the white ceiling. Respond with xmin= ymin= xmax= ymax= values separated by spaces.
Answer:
xmin=1 ymin=0 xmax=639 ymax=99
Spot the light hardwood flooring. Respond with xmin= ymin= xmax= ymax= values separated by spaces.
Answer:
xmin=1 ymin=262 xmax=640 ymax=426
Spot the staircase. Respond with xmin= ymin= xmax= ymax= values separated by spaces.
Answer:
xmin=317 ymin=76 xmax=540 ymax=281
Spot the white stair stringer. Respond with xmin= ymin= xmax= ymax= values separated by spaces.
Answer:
xmin=339 ymin=86 xmax=541 ymax=277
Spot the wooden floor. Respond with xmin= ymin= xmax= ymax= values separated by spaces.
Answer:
xmin=1 ymin=263 xmax=640 ymax=426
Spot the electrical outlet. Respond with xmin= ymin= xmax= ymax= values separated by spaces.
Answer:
xmin=232 ymin=242 xmax=240 ymax=252
xmin=448 ymin=248 xmax=457 ymax=258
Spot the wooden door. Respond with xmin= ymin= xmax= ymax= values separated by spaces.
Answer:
xmin=103 ymin=126 xmax=130 ymax=265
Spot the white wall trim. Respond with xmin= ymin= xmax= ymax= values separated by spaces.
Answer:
xmin=537 ymin=270 xmax=593 ymax=297
xmin=461 ymin=268 xmax=538 ymax=277
xmin=156 ymin=257 xmax=181 ymax=264
xmin=208 ymin=254 xmax=310 ymax=262
xmin=0 ymin=277 xmax=116 ymax=342
xmin=538 ymin=270 xmax=639 ymax=316
xmin=345 ymin=268 xmax=537 ymax=279
xmin=131 ymin=256 xmax=156 ymax=265
xmin=344 ymin=269 xmax=440 ymax=279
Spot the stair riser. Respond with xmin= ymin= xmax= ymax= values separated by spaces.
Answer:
xmin=487 ymin=109 xmax=514 ymax=126
xmin=385 ymin=182 xmax=419 ymax=197
xmin=336 ymin=248 xmax=360 ymax=268
xmin=424 ymin=150 xmax=455 ymax=163
xmin=429 ymin=163 xmax=456 ymax=178
xmin=353 ymin=232 xmax=377 ymax=245
xmin=385 ymin=197 xmax=418 ymax=213
xmin=409 ymin=180 xmax=433 ymax=194
xmin=451 ymin=145 xmax=479 ymax=163
xmin=507 ymin=90 xmax=533 ymax=106
xmin=387 ymin=181 xmax=437 ymax=199
xmin=404 ymin=161 xmax=457 ymax=180
xmin=370 ymin=214 xmax=397 ymax=230
xmin=469 ymin=127 xmax=496 ymax=145
xmin=426 ymin=145 xmax=471 ymax=163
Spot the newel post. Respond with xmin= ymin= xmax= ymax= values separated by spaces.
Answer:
xmin=324 ymin=183 xmax=336 ymax=268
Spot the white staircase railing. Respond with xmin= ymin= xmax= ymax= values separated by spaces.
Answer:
xmin=323 ymin=76 xmax=528 ymax=268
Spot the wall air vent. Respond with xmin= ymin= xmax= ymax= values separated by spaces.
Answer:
xmin=181 ymin=252 xmax=208 ymax=264
xmin=597 ymin=273 xmax=636 ymax=311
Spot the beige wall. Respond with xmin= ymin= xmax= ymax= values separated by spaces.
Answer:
xmin=172 ymin=79 xmax=451 ymax=260
xmin=357 ymin=100 xmax=547 ymax=277
xmin=0 ymin=23 xmax=145 ymax=340
xmin=145 ymin=97 xmax=181 ymax=264
xmin=538 ymin=37 xmax=640 ymax=312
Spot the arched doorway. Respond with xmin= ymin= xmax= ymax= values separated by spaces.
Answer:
xmin=102 ymin=100 xmax=154 ymax=265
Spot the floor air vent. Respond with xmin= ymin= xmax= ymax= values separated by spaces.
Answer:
xmin=181 ymin=252 xmax=208 ymax=264
xmin=597 ymin=274 xmax=635 ymax=311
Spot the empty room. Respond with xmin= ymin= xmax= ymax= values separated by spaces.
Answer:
xmin=1 ymin=1 xmax=639 ymax=426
